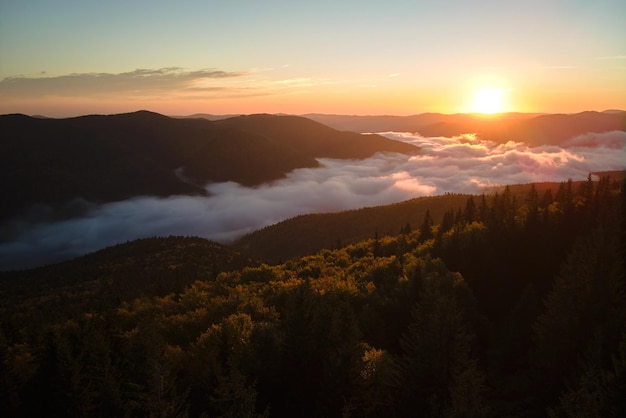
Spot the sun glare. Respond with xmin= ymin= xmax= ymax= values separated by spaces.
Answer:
xmin=473 ymin=88 xmax=504 ymax=114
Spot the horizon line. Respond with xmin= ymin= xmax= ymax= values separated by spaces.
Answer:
xmin=4 ymin=108 xmax=625 ymax=120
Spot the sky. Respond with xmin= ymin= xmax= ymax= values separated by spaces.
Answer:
xmin=2 ymin=129 xmax=625 ymax=270
xmin=1 ymin=0 xmax=625 ymax=116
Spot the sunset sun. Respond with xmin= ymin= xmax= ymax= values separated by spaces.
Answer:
xmin=473 ymin=88 xmax=504 ymax=114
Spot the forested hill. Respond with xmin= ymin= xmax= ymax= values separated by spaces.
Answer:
xmin=0 ymin=236 xmax=257 ymax=303
xmin=233 ymin=193 xmax=473 ymax=261
xmin=0 ymin=111 xmax=417 ymax=220
xmin=232 ymin=176 xmax=620 ymax=262
xmin=1 ymin=175 xmax=623 ymax=417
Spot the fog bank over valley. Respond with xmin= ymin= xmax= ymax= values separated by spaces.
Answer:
xmin=1 ymin=130 xmax=625 ymax=270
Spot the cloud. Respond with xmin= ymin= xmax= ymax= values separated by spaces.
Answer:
xmin=563 ymin=131 xmax=626 ymax=149
xmin=0 ymin=67 xmax=339 ymax=104
xmin=1 ymin=130 xmax=625 ymax=270
xmin=0 ymin=67 xmax=248 ymax=98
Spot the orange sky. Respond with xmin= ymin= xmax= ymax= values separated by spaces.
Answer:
xmin=1 ymin=1 xmax=625 ymax=117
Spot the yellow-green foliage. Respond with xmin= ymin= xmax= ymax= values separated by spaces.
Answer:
xmin=1 ymin=176 xmax=624 ymax=417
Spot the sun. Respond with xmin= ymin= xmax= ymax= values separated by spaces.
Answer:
xmin=472 ymin=88 xmax=504 ymax=114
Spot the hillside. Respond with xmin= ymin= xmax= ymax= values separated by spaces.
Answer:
xmin=0 ymin=111 xmax=418 ymax=221
xmin=0 ymin=236 xmax=257 ymax=303
xmin=1 ymin=175 xmax=623 ymax=417
xmin=232 ymin=174 xmax=624 ymax=262
xmin=233 ymin=193 xmax=473 ymax=262
xmin=213 ymin=114 xmax=417 ymax=158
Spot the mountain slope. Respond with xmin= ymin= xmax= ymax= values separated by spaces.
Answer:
xmin=214 ymin=114 xmax=417 ymax=158
xmin=232 ymin=173 xmax=625 ymax=262
xmin=233 ymin=193 xmax=473 ymax=261
xmin=0 ymin=236 xmax=257 ymax=302
xmin=0 ymin=111 xmax=418 ymax=220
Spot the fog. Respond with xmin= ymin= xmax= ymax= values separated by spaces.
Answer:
xmin=1 ymin=130 xmax=625 ymax=270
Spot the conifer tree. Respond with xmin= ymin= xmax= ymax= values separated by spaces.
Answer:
xmin=419 ymin=210 xmax=434 ymax=242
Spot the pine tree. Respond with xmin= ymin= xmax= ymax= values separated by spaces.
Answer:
xmin=463 ymin=196 xmax=477 ymax=223
xmin=419 ymin=210 xmax=434 ymax=242
xmin=532 ymin=224 xmax=626 ymax=412
xmin=393 ymin=269 xmax=488 ymax=417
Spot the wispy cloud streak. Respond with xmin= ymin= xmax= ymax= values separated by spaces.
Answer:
xmin=0 ymin=67 xmax=248 ymax=97
xmin=0 ymin=67 xmax=340 ymax=103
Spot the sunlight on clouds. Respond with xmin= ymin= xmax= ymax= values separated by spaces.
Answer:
xmin=466 ymin=178 xmax=502 ymax=189
xmin=389 ymin=172 xmax=437 ymax=194
xmin=386 ymin=131 xmax=626 ymax=187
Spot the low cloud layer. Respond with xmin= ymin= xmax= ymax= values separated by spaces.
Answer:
xmin=1 ymin=130 xmax=625 ymax=270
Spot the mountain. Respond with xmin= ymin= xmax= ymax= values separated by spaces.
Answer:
xmin=303 ymin=112 xmax=541 ymax=133
xmin=0 ymin=111 xmax=418 ymax=221
xmin=213 ymin=114 xmax=418 ymax=159
xmin=180 ymin=113 xmax=239 ymax=121
xmin=484 ymin=110 xmax=626 ymax=145
xmin=305 ymin=110 xmax=626 ymax=145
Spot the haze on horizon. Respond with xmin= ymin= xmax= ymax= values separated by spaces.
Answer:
xmin=1 ymin=0 xmax=625 ymax=117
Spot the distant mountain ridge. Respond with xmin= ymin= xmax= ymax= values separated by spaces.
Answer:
xmin=303 ymin=110 xmax=626 ymax=145
xmin=184 ymin=110 xmax=626 ymax=145
xmin=0 ymin=110 xmax=417 ymax=221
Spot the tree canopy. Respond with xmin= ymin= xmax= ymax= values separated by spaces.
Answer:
xmin=1 ymin=175 xmax=624 ymax=417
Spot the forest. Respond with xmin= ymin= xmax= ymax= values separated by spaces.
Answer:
xmin=0 ymin=173 xmax=624 ymax=417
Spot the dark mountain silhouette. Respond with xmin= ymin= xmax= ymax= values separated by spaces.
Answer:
xmin=0 ymin=111 xmax=418 ymax=221
xmin=305 ymin=110 xmax=626 ymax=145
xmin=213 ymin=114 xmax=417 ymax=158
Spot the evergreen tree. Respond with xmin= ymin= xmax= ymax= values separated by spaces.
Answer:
xmin=532 ymin=224 xmax=626 ymax=412
xmin=419 ymin=210 xmax=434 ymax=242
xmin=393 ymin=269 xmax=488 ymax=417
xmin=463 ymin=196 xmax=477 ymax=223
xmin=438 ymin=209 xmax=455 ymax=237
